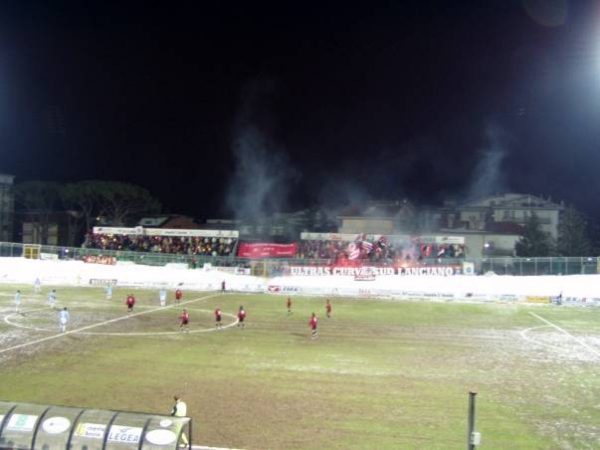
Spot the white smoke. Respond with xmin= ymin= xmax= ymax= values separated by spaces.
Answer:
xmin=226 ymin=77 xmax=298 ymax=219
xmin=465 ymin=122 xmax=510 ymax=202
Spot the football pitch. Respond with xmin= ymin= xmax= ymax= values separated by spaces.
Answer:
xmin=0 ymin=284 xmax=599 ymax=449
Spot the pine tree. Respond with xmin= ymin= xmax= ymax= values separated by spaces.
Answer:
xmin=515 ymin=213 xmax=553 ymax=257
xmin=556 ymin=205 xmax=591 ymax=256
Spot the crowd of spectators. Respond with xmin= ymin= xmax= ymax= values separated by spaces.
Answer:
xmin=295 ymin=238 xmax=466 ymax=265
xmin=83 ymin=232 xmax=465 ymax=264
xmin=295 ymin=239 xmax=346 ymax=261
xmin=83 ymin=233 xmax=237 ymax=257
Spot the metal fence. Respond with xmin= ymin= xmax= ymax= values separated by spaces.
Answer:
xmin=477 ymin=257 xmax=598 ymax=276
xmin=0 ymin=242 xmax=597 ymax=276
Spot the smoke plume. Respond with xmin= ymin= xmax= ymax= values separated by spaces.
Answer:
xmin=464 ymin=122 xmax=510 ymax=202
xmin=226 ymin=77 xmax=298 ymax=220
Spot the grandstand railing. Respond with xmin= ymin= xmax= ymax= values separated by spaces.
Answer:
xmin=0 ymin=242 xmax=597 ymax=276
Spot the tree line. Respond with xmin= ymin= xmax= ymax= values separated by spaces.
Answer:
xmin=14 ymin=180 xmax=161 ymax=245
xmin=515 ymin=206 xmax=594 ymax=257
xmin=13 ymin=180 xmax=596 ymax=257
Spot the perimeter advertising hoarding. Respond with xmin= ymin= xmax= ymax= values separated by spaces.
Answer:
xmin=93 ymin=226 xmax=239 ymax=238
xmin=267 ymin=283 xmax=457 ymax=299
xmin=0 ymin=401 xmax=191 ymax=450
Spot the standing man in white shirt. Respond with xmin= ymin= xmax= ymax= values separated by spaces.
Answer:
xmin=34 ymin=278 xmax=42 ymax=294
xmin=170 ymin=395 xmax=189 ymax=447
xmin=14 ymin=290 xmax=22 ymax=314
xmin=48 ymin=289 xmax=57 ymax=309
xmin=58 ymin=307 xmax=70 ymax=333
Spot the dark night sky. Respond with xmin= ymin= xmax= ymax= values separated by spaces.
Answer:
xmin=1 ymin=1 xmax=600 ymax=220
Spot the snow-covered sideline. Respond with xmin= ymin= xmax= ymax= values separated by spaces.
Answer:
xmin=0 ymin=257 xmax=598 ymax=304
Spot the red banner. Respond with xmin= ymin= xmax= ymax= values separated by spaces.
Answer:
xmin=237 ymin=243 xmax=298 ymax=258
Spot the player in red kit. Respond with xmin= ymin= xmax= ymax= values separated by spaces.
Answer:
xmin=325 ymin=299 xmax=332 ymax=318
xmin=309 ymin=312 xmax=318 ymax=339
xmin=126 ymin=294 xmax=135 ymax=313
xmin=215 ymin=307 xmax=223 ymax=330
xmin=237 ymin=305 xmax=246 ymax=329
xmin=286 ymin=296 xmax=293 ymax=316
xmin=175 ymin=289 xmax=183 ymax=304
xmin=180 ymin=309 xmax=189 ymax=333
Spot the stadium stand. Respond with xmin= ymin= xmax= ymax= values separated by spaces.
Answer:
xmin=83 ymin=228 xmax=465 ymax=269
xmin=297 ymin=233 xmax=466 ymax=266
xmin=84 ymin=227 xmax=238 ymax=257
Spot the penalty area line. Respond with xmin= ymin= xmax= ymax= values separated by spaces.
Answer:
xmin=0 ymin=293 xmax=221 ymax=355
xmin=529 ymin=311 xmax=600 ymax=359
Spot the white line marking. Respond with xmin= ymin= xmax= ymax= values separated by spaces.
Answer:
xmin=0 ymin=293 xmax=228 ymax=354
xmin=529 ymin=312 xmax=600 ymax=358
xmin=4 ymin=308 xmax=239 ymax=336
xmin=520 ymin=325 xmax=570 ymax=351
xmin=3 ymin=307 xmax=57 ymax=332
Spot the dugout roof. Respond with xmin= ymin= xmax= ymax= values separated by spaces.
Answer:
xmin=0 ymin=400 xmax=191 ymax=450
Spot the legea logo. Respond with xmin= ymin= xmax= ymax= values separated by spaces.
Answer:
xmin=42 ymin=417 xmax=71 ymax=434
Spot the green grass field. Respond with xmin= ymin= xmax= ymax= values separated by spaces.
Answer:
xmin=1 ymin=284 xmax=599 ymax=449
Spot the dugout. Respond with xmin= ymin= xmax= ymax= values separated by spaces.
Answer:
xmin=0 ymin=400 xmax=192 ymax=450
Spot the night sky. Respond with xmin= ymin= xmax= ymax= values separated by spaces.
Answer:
xmin=1 ymin=1 xmax=600 ymax=221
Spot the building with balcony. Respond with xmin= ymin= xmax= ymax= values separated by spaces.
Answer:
xmin=335 ymin=193 xmax=564 ymax=259
xmin=454 ymin=193 xmax=562 ymax=239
